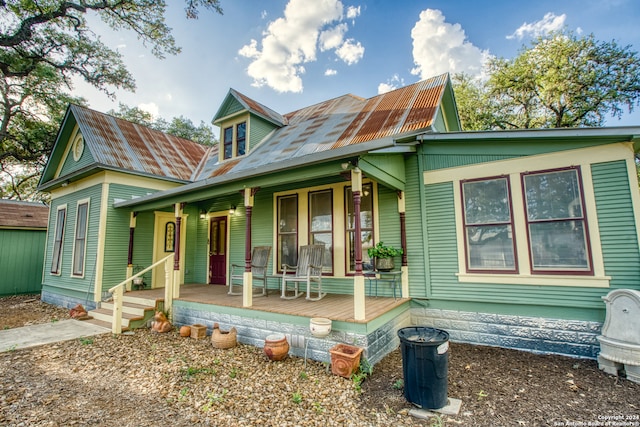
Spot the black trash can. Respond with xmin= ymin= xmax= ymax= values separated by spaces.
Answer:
xmin=397 ymin=326 xmax=449 ymax=409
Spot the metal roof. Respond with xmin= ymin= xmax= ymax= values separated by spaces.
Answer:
xmin=196 ymin=74 xmax=448 ymax=180
xmin=71 ymin=105 xmax=208 ymax=182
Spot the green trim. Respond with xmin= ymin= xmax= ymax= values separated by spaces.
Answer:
xmin=359 ymin=155 xmax=405 ymax=191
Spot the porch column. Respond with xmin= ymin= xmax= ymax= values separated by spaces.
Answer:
xmin=352 ymin=168 xmax=366 ymax=321
xmin=398 ymin=191 xmax=409 ymax=298
xmin=173 ymin=203 xmax=184 ymax=300
xmin=242 ymin=189 xmax=255 ymax=308
xmin=126 ymin=212 xmax=137 ymax=292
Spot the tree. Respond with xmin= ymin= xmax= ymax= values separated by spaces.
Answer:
xmin=108 ymin=103 xmax=217 ymax=146
xmin=0 ymin=1 xmax=223 ymax=200
xmin=453 ymin=31 xmax=640 ymax=130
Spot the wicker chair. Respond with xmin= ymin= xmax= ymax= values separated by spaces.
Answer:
xmin=281 ymin=244 xmax=325 ymax=301
xmin=229 ymin=246 xmax=272 ymax=296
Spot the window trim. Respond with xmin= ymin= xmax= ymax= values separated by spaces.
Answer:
xmin=277 ymin=194 xmax=299 ymax=274
xmin=273 ymin=180 xmax=379 ymax=278
xmin=71 ymin=199 xmax=90 ymax=277
xmin=219 ymin=117 xmax=248 ymax=162
xmin=308 ymin=188 xmax=334 ymax=275
xmin=50 ymin=204 xmax=67 ymax=275
xmin=422 ymin=143 xmax=623 ymax=288
xmin=521 ymin=166 xmax=594 ymax=276
xmin=460 ymin=175 xmax=518 ymax=274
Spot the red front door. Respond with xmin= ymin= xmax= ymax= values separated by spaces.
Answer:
xmin=209 ymin=216 xmax=227 ymax=284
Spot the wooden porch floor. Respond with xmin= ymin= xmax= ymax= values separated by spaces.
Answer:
xmin=129 ymin=284 xmax=409 ymax=323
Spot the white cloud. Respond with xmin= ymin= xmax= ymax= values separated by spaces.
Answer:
xmin=138 ymin=102 xmax=159 ymax=118
xmin=320 ymin=23 xmax=348 ymax=51
xmin=335 ymin=39 xmax=364 ymax=65
xmin=325 ymin=68 xmax=337 ymax=76
xmin=346 ymin=5 xmax=360 ymax=20
xmin=238 ymin=0 xmax=363 ymax=93
xmin=506 ymin=12 xmax=566 ymax=40
xmin=410 ymin=9 xmax=490 ymax=79
xmin=377 ymin=74 xmax=405 ymax=94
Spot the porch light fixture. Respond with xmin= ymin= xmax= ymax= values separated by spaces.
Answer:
xmin=199 ymin=210 xmax=206 ymax=220
xmin=229 ymin=205 xmax=236 ymax=215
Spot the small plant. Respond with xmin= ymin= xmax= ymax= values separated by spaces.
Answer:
xmin=182 ymin=366 xmax=215 ymax=379
xmin=429 ymin=414 xmax=444 ymax=427
xmin=178 ymin=387 xmax=189 ymax=401
xmin=79 ymin=337 xmax=93 ymax=345
xmin=367 ymin=241 xmax=403 ymax=259
xmin=229 ymin=367 xmax=238 ymax=378
xmin=298 ymin=371 xmax=308 ymax=380
xmin=392 ymin=379 xmax=404 ymax=390
xmin=201 ymin=389 xmax=228 ymax=411
xmin=477 ymin=389 xmax=488 ymax=400
xmin=351 ymin=358 xmax=373 ymax=392
xmin=8 ymin=344 xmax=17 ymax=352
xmin=312 ymin=401 xmax=324 ymax=413
xmin=291 ymin=391 xmax=303 ymax=404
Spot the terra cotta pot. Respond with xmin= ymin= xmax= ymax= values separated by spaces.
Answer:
xmin=264 ymin=334 xmax=289 ymax=361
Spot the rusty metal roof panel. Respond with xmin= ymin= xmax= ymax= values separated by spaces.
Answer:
xmin=229 ymin=89 xmax=286 ymax=126
xmin=194 ymin=75 xmax=447 ymax=179
xmin=72 ymin=106 xmax=207 ymax=181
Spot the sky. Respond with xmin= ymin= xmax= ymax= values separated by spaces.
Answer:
xmin=74 ymin=0 xmax=640 ymax=129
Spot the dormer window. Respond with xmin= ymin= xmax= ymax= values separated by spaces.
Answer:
xmin=222 ymin=121 xmax=247 ymax=160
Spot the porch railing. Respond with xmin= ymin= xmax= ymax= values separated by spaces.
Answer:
xmin=107 ymin=254 xmax=175 ymax=334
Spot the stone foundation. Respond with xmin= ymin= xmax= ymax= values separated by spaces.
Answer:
xmin=411 ymin=306 xmax=602 ymax=359
xmin=172 ymin=302 xmax=411 ymax=366
xmin=41 ymin=290 xmax=97 ymax=312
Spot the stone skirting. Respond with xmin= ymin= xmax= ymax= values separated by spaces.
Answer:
xmin=41 ymin=290 xmax=97 ymax=312
xmin=411 ymin=306 xmax=603 ymax=359
xmin=172 ymin=301 xmax=411 ymax=366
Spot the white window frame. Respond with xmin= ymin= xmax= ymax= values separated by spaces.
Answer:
xmin=422 ymin=143 xmax=630 ymax=288
xmin=71 ymin=198 xmax=90 ymax=278
xmin=219 ymin=116 xmax=249 ymax=161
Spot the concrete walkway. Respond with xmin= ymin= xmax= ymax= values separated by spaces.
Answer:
xmin=0 ymin=319 xmax=109 ymax=352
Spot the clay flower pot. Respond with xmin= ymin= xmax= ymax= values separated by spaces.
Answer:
xmin=264 ymin=334 xmax=289 ymax=361
xmin=179 ymin=325 xmax=191 ymax=337
xmin=330 ymin=343 xmax=363 ymax=378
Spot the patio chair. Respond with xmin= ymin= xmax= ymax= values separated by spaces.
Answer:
xmin=229 ymin=246 xmax=272 ymax=296
xmin=281 ymin=244 xmax=326 ymax=301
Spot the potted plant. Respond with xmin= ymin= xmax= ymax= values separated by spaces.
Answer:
xmin=367 ymin=241 xmax=403 ymax=271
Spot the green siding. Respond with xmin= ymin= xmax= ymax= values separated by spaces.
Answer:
xmin=218 ymin=98 xmax=245 ymax=119
xmin=425 ymin=154 xmax=521 ymax=171
xmin=249 ymin=116 xmax=278 ymax=150
xmin=0 ymin=229 xmax=46 ymax=295
xmin=404 ymin=155 xmax=429 ymax=297
xmin=592 ymin=161 xmax=640 ymax=290
xmin=42 ymin=184 xmax=103 ymax=300
xmin=59 ymin=138 xmax=95 ymax=178
xmin=418 ymin=157 xmax=640 ymax=321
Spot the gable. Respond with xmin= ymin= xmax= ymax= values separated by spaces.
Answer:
xmin=39 ymin=105 xmax=209 ymax=192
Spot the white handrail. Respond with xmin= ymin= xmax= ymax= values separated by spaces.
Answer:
xmin=108 ymin=254 xmax=174 ymax=334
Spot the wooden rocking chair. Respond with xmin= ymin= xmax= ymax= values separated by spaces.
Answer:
xmin=281 ymin=244 xmax=326 ymax=301
xmin=229 ymin=246 xmax=272 ymax=296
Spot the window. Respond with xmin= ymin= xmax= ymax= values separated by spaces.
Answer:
xmin=50 ymin=206 xmax=66 ymax=274
xmin=522 ymin=167 xmax=592 ymax=274
xmin=461 ymin=177 xmax=517 ymax=272
xmin=278 ymin=195 xmax=298 ymax=270
xmin=236 ymin=122 xmax=246 ymax=156
xmin=72 ymin=201 xmax=89 ymax=276
xmin=222 ymin=121 xmax=247 ymax=160
xmin=309 ymin=190 xmax=333 ymax=273
xmin=345 ymin=183 xmax=374 ymax=272
xmin=223 ymin=127 xmax=233 ymax=160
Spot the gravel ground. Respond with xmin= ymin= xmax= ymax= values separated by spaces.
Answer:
xmin=1 ymin=294 xmax=639 ymax=426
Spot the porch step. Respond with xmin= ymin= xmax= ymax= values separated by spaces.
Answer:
xmin=87 ymin=294 xmax=162 ymax=331
xmin=80 ymin=317 xmax=129 ymax=332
